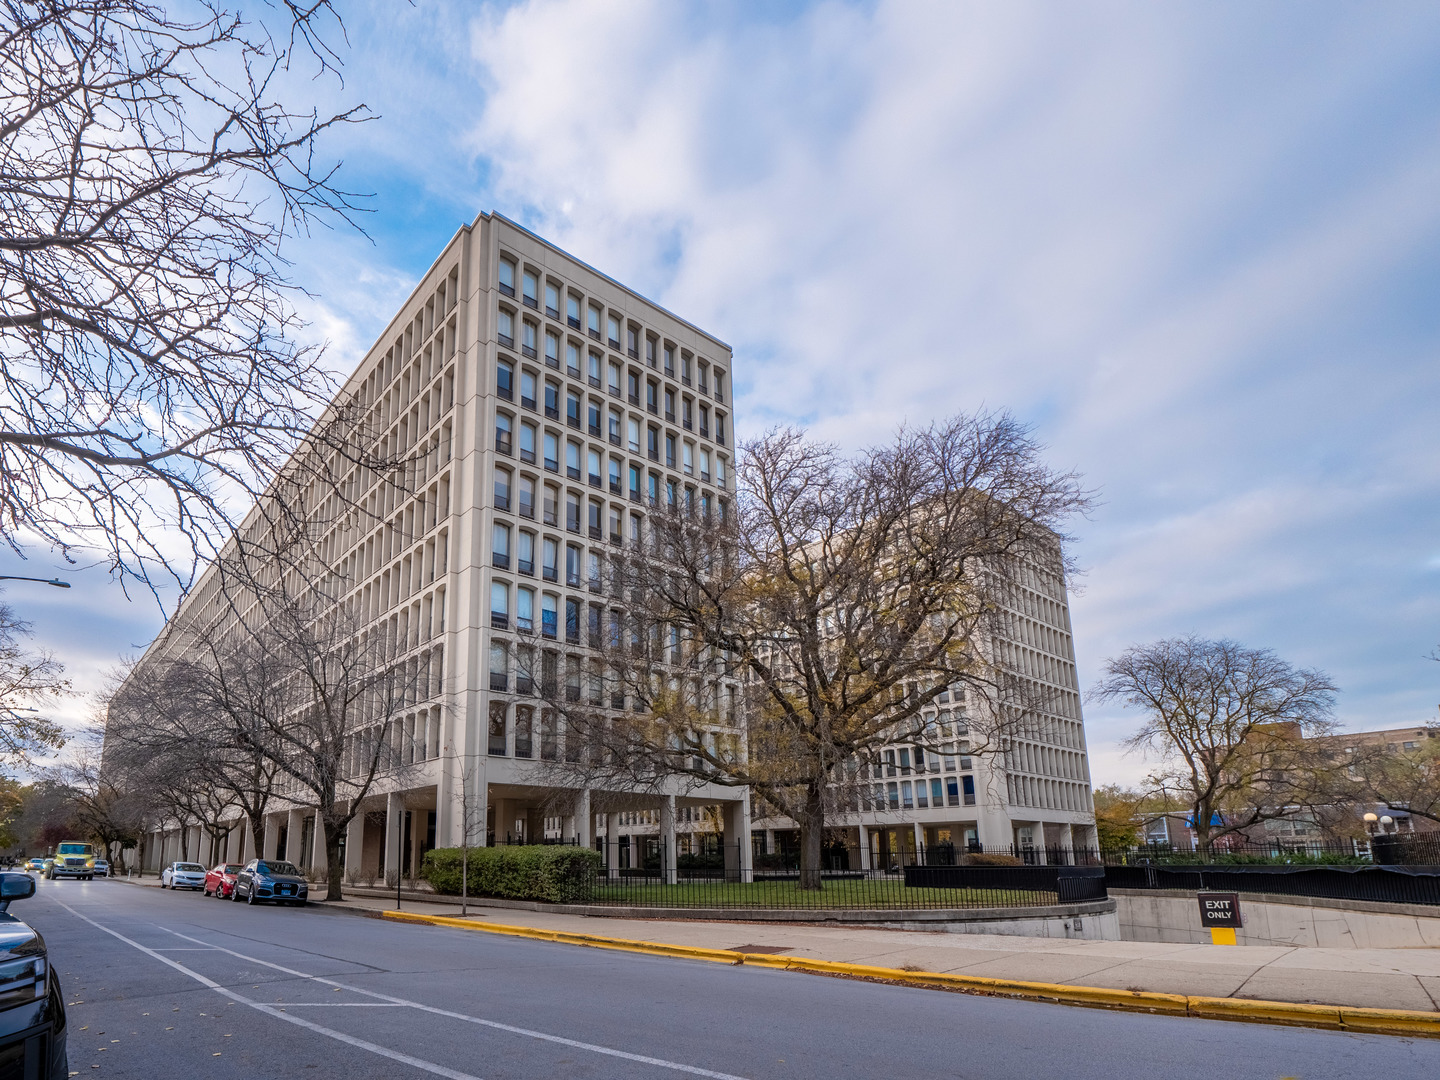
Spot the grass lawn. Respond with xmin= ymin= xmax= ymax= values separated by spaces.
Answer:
xmin=585 ymin=878 xmax=1058 ymax=910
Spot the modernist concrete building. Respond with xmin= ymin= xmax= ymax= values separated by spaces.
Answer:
xmin=128 ymin=212 xmax=749 ymax=881
xmin=750 ymin=550 xmax=1098 ymax=869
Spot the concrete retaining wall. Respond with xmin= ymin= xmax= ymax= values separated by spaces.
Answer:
xmin=1113 ymin=888 xmax=1440 ymax=948
xmin=348 ymin=886 xmax=1120 ymax=939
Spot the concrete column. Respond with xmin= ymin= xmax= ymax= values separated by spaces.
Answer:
xmin=344 ymin=811 xmax=366 ymax=879
xmin=604 ymin=813 xmax=620 ymax=877
xmin=913 ymin=821 xmax=926 ymax=866
xmin=384 ymin=792 xmax=404 ymax=880
xmin=574 ymin=790 xmax=592 ymax=851
xmin=660 ymin=795 xmax=677 ymax=885
xmin=857 ymin=824 xmax=871 ymax=873
xmin=723 ymin=795 xmax=753 ymax=882
xmin=241 ymin=820 xmax=256 ymax=863
xmin=285 ymin=808 xmax=305 ymax=865
xmin=312 ymin=812 xmax=329 ymax=877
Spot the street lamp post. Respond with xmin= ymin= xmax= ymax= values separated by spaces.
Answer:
xmin=0 ymin=576 xmax=69 ymax=589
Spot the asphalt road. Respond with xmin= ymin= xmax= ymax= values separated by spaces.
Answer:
xmin=19 ymin=877 xmax=1440 ymax=1080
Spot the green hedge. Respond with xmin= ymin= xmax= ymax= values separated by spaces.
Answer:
xmin=420 ymin=845 xmax=603 ymax=903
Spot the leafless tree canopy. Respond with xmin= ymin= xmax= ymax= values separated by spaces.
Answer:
xmin=537 ymin=413 xmax=1091 ymax=884
xmin=0 ymin=592 xmax=67 ymax=764
xmin=1091 ymin=635 xmax=1340 ymax=853
xmin=0 ymin=0 xmax=370 ymax=589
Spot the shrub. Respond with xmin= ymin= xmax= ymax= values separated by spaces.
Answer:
xmin=963 ymin=853 xmax=1023 ymax=867
xmin=421 ymin=845 xmax=603 ymax=903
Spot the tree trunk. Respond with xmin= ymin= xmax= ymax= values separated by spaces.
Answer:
xmin=247 ymin=811 xmax=267 ymax=864
xmin=322 ymin=816 xmax=345 ymax=902
xmin=798 ymin=787 xmax=826 ymax=891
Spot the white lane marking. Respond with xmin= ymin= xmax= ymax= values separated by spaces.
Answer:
xmin=55 ymin=902 xmax=481 ymax=1080
xmin=272 ymin=1002 xmax=409 ymax=1007
xmin=158 ymin=926 xmax=753 ymax=1080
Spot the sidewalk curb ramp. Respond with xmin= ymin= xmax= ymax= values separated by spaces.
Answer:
xmin=380 ymin=909 xmax=1440 ymax=1038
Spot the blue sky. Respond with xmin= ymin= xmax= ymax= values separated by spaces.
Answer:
xmin=7 ymin=0 xmax=1440 ymax=784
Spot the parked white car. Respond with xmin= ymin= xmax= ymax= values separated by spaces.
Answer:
xmin=161 ymin=862 xmax=206 ymax=890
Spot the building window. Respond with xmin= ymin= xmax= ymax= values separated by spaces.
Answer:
xmin=647 ymin=379 xmax=659 ymax=414
xmin=607 ymin=360 xmax=622 ymax=396
xmin=664 ymin=387 xmax=675 ymax=421
xmin=522 ymin=270 xmax=538 ymax=309
xmin=587 ymin=303 xmax=602 ymax=340
xmin=566 ymin=492 xmax=581 ymax=533
xmin=495 ymin=413 xmax=512 ymax=455
xmin=566 ymin=544 xmax=582 ymax=587
xmin=517 ymin=475 xmax=535 ymax=518
xmin=514 ymin=705 xmax=533 ymax=757
xmin=543 ymin=483 xmax=559 ymax=526
xmin=588 ymin=398 xmax=602 ymax=436
xmin=607 ymin=457 xmax=621 ymax=494
xmin=567 ymin=340 xmax=581 ymax=376
xmin=629 ymin=464 xmax=641 ymax=501
xmin=542 ymin=538 xmax=559 ymax=582
xmin=963 ymin=775 xmax=976 ymax=806
xmin=681 ymin=353 xmax=692 ymax=385
xmin=492 ymin=523 xmax=510 ymax=570
xmin=488 ymin=700 xmax=507 ymax=754
xmin=665 ymin=433 xmax=676 ymax=468
xmin=541 ymin=592 xmax=558 ymax=637
xmin=607 ymin=407 xmax=622 ymax=445
xmin=714 ymin=370 xmax=725 ymax=403
xmin=716 ymin=457 xmax=727 ymax=489
xmin=663 ymin=345 xmax=674 ymax=377
xmin=498 ymin=259 xmax=515 ymax=297
xmin=682 ymin=441 xmax=693 ymax=476
xmin=522 ymin=320 xmax=537 ymax=359
xmin=544 ymin=432 xmax=559 ymax=472
xmin=700 ymin=448 xmax=711 ymax=483
xmin=520 ymin=370 xmax=537 ymax=411
xmin=566 ymin=389 xmax=581 ymax=429
xmin=682 ymin=397 xmax=693 ymax=430
xmin=628 ymin=417 xmax=641 ymax=453
xmin=494 ymin=467 xmax=511 ymax=511
xmin=699 ymin=404 xmax=709 ymax=438
xmin=587 ymin=448 xmax=602 ymax=488
xmin=646 ymin=336 xmax=657 ymax=367
xmin=519 ymin=421 xmax=536 ymax=463
xmin=565 ymin=598 xmax=581 ymax=643
xmin=490 ymin=583 xmax=509 ymax=630
xmin=588 ymin=499 xmax=603 ymax=538
xmin=566 ymin=440 xmax=581 ymax=479
xmin=647 ymin=472 xmax=659 ymax=505
xmin=627 ymin=369 xmax=641 ymax=405
xmin=517 ymin=586 xmax=534 ymax=631
xmin=607 ymin=313 xmax=621 ymax=348
xmin=545 ymin=330 xmax=560 ymax=369
xmin=517 ymin=532 xmax=534 ymax=576
xmin=544 ymin=381 xmax=560 ymax=420
xmin=496 ymin=359 xmax=513 ymax=400
xmin=567 ymin=293 xmax=581 ymax=329
xmin=497 ymin=309 xmax=514 ymax=349
xmin=545 ymin=282 xmax=560 ymax=319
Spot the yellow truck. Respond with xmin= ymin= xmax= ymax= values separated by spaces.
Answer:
xmin=46 ymin=843 xmax=96 ymax=880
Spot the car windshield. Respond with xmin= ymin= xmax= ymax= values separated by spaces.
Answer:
xmin=223 ymin=865 xmax=243 ymax=873
xmin=255 ymin=861 xmax=300 ymax=876
xmin=176 ymin=863 xmax=204 ymax=872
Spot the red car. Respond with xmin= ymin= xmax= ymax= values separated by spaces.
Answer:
xmin=204 ymin=863 xmax=244 ymax=899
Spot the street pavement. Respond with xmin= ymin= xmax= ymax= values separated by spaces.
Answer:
xmin=26 ymin=876 xmax=1440 ymax=1079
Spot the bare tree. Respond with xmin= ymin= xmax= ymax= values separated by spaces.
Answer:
xmin=440 ymin=741 xmax=488 ymax=916
xmin=0 ymin=0 xmax=375 ymax=590
xmin=0 ymin=591 xmax=67 ymax=766
xmin=1091 ymin=636 xmax=1340 ymax=855
xmin=49 ymin=727 xmax=146 ymax=870
xmin=536 ymin=414 xmax=1091 ymax=887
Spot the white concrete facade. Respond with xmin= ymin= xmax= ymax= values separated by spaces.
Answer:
xmin=127 ymin=212 xmax=749 ymax=880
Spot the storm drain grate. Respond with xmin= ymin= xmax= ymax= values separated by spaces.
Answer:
xmin=727 ymin=944 xmax=791 ymax=955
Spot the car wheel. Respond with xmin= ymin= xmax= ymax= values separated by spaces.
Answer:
xmin=230 ymin=884 xmax=242 ymax=902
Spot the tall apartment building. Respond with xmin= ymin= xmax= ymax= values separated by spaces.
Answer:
xmin=751 ymin=550 xmax=1098 ymax=868
xmin=129 ymin=212 xmax=749 ymax=880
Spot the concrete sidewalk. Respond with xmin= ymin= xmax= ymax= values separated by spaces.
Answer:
xmin=111 ymin=874 xmax=1440 ymax=1013
xmin=319 ymin=888 xmax=1440 ymax=1014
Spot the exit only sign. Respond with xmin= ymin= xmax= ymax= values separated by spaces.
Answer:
xmin=1198 ymin=892 xmax=1243 ymax=929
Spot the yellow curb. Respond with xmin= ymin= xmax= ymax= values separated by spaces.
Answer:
xmin=379 ymin=910 xmax=1440 ymax=1037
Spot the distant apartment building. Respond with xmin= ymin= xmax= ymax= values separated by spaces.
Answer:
xmin=126 ymin=212 xmax=750 ymax=879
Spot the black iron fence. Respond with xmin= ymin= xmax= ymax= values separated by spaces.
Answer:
xmin=576 ymin=844 xmax=1107 ymax=911
xmin=1104 ymin=863 xmax=1440 ymax=907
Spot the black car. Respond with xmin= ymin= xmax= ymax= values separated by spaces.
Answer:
xmin=0 ymin=872 xmax=67 ymax=1077
xmin=232 ymin=860 xmax=309 ymax=906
